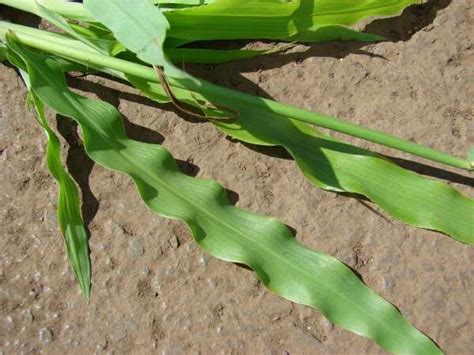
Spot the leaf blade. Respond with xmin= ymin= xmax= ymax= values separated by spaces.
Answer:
xmin=164 ymin=0 xmax=420 ymax=41
xmin=7 ymin=46 xmax=91 ymax=301
xmin=128 ymin=77 xmax=474 ymax=244
xmin=8 ymin=37 xmax=442 ymax=355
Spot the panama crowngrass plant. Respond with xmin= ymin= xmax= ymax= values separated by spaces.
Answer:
xmin=6 ymin=34 xmax=442 ymax=355
xmin=1 ymin=0 xmax=471 ymax=243
xmin=1 ymin=0 xmax=472 ymax=353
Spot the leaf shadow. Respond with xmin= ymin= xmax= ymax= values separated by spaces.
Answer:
xmin=183 ymin=0 xmax=452 ymax=78
xmin=56 ymin=116 xmax=98 ymax=229
xmin=66 ymin=76 xmax=166 ymax=145
xmin=0 ymin=4 xmax=41 ymax=27
xmin=364 ymin=0 xmax=453 ymax=41
xmin=386 ymin=156 xmax=474 ymax=187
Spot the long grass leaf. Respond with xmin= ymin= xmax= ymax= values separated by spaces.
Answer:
xmin=33 ymin=0 xmax=113 ymax=54
xmin=129 ymin=76 xmax=474 ymax=244
xmin=6 ymin=46 xmax=91 ymax=301
xmin=1 ymin=25 xmax=471 ymax=243
xmin=0 ymin=0 xmax=95 ymax=22
xmin=0 ymin=0 xmax=409 ymax=43
xmin=80 ymin=0 xmax=473 ymax=243
xmin=164 ymin=0 xmax=421 ymax=41
xmin=8 ymin=36 xmax=442 ymax=355
xmin=165 ymin=45 xmax=292 ymax=64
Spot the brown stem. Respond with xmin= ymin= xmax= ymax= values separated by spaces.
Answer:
xmin=154 ymin=66 xmax=239 ymax=122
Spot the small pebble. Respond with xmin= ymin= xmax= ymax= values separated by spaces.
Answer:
xmin=185 ymin=242 xmax=196 ymax=252
xmin=96 ymin=242 xmax=107 ymax=251
xmin=110 ymin=326 xmax=126 ymax=342
xmin=198 ymin=255 xmax=208 ymax=270
xmin=151 ymin=278 xmax=162 ymax=292
xmin=46 ymin=210 xmax=57 ymax=225
xmin=39 ymin=327 xmax=53 ymax=344
xmin=127 ymin=320 xmax=138 ymax=332
xmin=95 ymin=338 xmax=107 ymax=351
xmin=105 ymin=257 xmax=114 ymax=268
xmin=105 ymin=219 xmax=124 ymax=235
xmin=128 ymin=238 xmax=144 ymax=258
xmin=168 ymin=235 xmax=179 ymax=249
xmin=4 ymin=316 xmax=14 ymax=331
xmin=32 ymin=271 xmax=41 ymax=282
xmin=22 ymin=309 xmax=33 ymax=323
xmin=62 ymin=266 xmax=72 ymax=277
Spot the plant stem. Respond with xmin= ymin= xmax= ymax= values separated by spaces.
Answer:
xmin=0 ymin=0 xmax=94 ymax=21
xmin=0 ymin=22 xmax=471 ymax=171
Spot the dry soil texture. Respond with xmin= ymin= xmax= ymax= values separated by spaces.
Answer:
xmin=0 ymin=1 xmax=473 ymax=354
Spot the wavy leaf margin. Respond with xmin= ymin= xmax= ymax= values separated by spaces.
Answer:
xmin=7 ymin=35 xmax=442 ymax=355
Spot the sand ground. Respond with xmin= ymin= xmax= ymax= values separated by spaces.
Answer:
xmin=1 ymin=0 xmax=473 ymax=354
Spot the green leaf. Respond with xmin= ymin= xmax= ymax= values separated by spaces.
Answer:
xmin=8 ymin=35 xmax=442 ymax=355
xmin=292 ymin=25 xmax=384 ymax=42
xmin=32 ymin=94 xmax=91 ymax=303
xmin=82 ymin=0 xmax=473 ymax=243
xmin=67 ymin=23 xmax=125 ymax=56
xmin=0 ymin=43 xmax=6 ymax=61
xmin=0 ymin=0 xmax=95 ymax=22
xmin=165 ymin=45 xmax=293 ymax=64
xmin=2 ymin=25 xmax=471 ymax=243
xmin=153 ymin=0 xmax=215 ymax=5
xmin=84 ymin=0 xmax=194 ymax=83
xmin=6 ymin=41 xmax=91 ymax=302
xmin=0 ymin=0 xmax=415 ymax=43
xmin=20 ymin=0 xmax=123 ymax=56
xmin=126 ymin=76 xmax=474 ymax=244
xmin=84 ymin=0 xmax=168 ymax=64
xmin=120 ymin=44 xmax=294 ymax=65
xmin=164 ymin=0 xmax=420 ymax=42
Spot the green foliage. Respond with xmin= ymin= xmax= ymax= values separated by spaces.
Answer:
xmin=84 ymin=0 xmax=194 ymax=84
xmin=1 ymin=0 xmax=472 ymax=352
xmin=131 ymin=77 xmax=474 ymax=243
xmin=8 ymin=38 xmax=441 ymax=354
xmin=85 ymin=1 xmax=473 ymax=243
xmin=163 ymin=0 xmax=419 ymax=42
xmin=6 ymin=42 xmax=91 ymax=301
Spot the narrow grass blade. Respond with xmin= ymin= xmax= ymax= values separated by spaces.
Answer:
xmin=0 ymin=43 xmax=6 ymax=61
xmin=33 ymin=0 xmax=112 ymax=54
xmin=0 ymin=0 xmax=419 ymax=43
xmin=121 ymin=44 xmax=294 ymax=65
xmin=130 ymin=77 xmax=474 ymax=244
xmin=7 ymin=37 xmax=442 ymax=355
xmin=7 ymin=46 xmax=91 ymax=301
xmin=0 ymin=0 xmax=95 ymax=22
xmin=165 ymin=45 xmax=292 ymax=64
xmin=164 ymin=0 xmax=420 ymax=42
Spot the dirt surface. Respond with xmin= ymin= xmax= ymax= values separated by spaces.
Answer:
xmin=1 ymin=1 xmax=473 ymax=354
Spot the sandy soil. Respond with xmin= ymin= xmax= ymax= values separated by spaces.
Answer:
xmin=1 ymin=0 xmax=473 ymax=354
